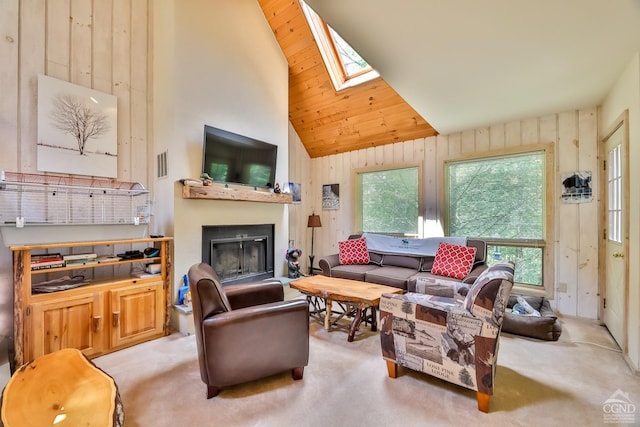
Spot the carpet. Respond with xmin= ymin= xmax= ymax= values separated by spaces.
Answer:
xmin=94 ymin=292 xmax=639 ymax=427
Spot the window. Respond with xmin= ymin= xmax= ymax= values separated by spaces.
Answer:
xmin=445 ymin=150 xmax=552 ymax=288
xmin=300 ymin=1 xmax=379 ymax=90
xmin=326 ymin=27 xmax=372 ymax=79
xmin=608 ymin=144 xmax=622 ymax=243
xmin=356 ymin=166 xmax=421 ymax=235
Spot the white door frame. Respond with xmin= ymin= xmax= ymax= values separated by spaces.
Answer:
xmin=599 ymin=110 xmax=630 ymax=353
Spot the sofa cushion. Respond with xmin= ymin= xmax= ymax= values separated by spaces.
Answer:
xmin=330 ymin=264 xmax=380 ymax=281
xmin=382 ymin=254 xmax=421 ymax=270
xmin=364 ymin=266 xmax=416 ymax=289
xmin=339 ymin=237 xmax=370 ymax=265
xmin=467 ymin=239 xmax=488 ymax=267
xmin=412 ymin=275 xmax=471 ymax=301
xmin=419 ymin=257 xmax=435 ymax=272
xmin=431 ymin=242 xmax=477 ymax=280
xmin=368 ymin=251 xmax=384 ymax=266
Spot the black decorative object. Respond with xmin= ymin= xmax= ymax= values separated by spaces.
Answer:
xmin=286 ymin=247 xmax=303 ymax=279
xmin=307 ymin=213 xmax=322 ymax=275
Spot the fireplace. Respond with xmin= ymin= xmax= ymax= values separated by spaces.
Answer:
xmin=202 ymin=224 xmax=275 ymax=285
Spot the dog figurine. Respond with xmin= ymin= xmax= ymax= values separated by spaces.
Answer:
xmin=286 ymin=248 xmax=304 ymax=278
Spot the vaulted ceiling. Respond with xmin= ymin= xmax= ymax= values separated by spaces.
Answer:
xmin=258 ymin=0 xmax=437 ymax=158
xmin=259 ymin=0 xmax=640 ymax=158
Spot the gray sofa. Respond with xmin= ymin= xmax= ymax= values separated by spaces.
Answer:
xmin=318 ymin=236 xmax=487 ymax=291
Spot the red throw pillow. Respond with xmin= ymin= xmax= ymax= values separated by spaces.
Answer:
xmin=431 ymin=242 xmax=477 ymax=280
xmin=338 ymin=237 xmax=370 ymax=265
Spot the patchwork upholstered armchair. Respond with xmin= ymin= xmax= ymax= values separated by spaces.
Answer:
xmin=379 ymin=261 xmax=514 ymax=412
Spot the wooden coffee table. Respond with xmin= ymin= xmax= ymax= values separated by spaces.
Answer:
xmin=290 ymin=276 xmax=402 ymax=342
xmin=1 ymin=348 xmax=124 ymax=426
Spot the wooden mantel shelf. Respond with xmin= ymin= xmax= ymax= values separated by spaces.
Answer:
xmin=182 ymin=183 xmax=293 ymax=204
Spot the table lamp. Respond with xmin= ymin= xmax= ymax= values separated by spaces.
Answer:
xmin=307 ymin=213 xmax=322 ymax=274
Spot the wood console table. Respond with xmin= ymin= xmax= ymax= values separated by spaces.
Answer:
xmin=10 ymin=237 xmax=172 ymax=371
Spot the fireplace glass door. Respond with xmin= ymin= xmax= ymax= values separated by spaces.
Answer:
xmin=210 ymin=235 xmax=268 ymax=282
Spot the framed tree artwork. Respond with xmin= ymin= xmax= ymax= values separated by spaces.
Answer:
xmin=37 ymin=74 xmax=118 ymax=178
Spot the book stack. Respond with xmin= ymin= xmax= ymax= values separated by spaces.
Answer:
xmin=63 ymin=253 xmax=98 ymax=266
xmin=31 ymin=253 xmax=65 ymax=271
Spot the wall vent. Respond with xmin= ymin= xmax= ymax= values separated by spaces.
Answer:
xmin=157 ymin=151 xmax=168 ymax=178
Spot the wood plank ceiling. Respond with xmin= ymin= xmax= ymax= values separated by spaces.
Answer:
xmin=258 ymin=0 xmax=438 ymax=158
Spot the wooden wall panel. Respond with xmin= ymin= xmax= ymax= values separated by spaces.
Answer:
xmin=521 ymin=118 xmax=539 ymax=145
xmin=461 ymin=129 xmax=475 ymax=154
xmin=475 ymin=127 xmax=490 ymax=152
xmin=46 ymin=0 xmax=70 ymax=80
xmin=577 ymin=108 xmax=599 ymax=317
xmin=131 ymin=0 xmax=150 ymax=187
xmin=92 ymin=0 xmax=113 ymax=93
xmin=2 ymin=0 xmax=151 ymax=183
xmin=294 ymin=108 xmax=600 ymax=318
xmin=0 ymin=0 xmax=19 ymax=170
xmin=505 ymin=121 xmax=522 ymax=147
xmin=539 ymin=114 xmax=557 ymax=144
xmin=489 ymin=123 xmax=505 ymax=150
xmin=0 ymin=0 xmax=20 ymax=360
xmin=70 ymin=0 xmax=93 ymax=87
xmin=556 ymin=111 xmax=580 ymax=315
xmin=19 ymin=0 xmax=45 ymax=172
xmin=287 ymin=122 xmax=312 ymax=272
xmin=423 ymin=137 xmax=438 ymax=227
xmin=113 ymin=0 xmax=132 ymax=181
xmin=0 ymin=0 xmax=152 ymax=355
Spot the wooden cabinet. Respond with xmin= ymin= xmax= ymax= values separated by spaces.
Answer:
xmin=11 ymin=237 xmax=172 ymax=370
xmin=109 ymin=280 xmax=165 ymax=348
xmin=29 ymin=292 xmax=104 ymax=359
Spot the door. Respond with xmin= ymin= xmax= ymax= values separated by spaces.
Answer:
xmin=602 ymin=118 xmax=628 ymax=350
xmin=29 ymin=293 xmax=104 ymax=360
xmin=110 ymin=280 xmax=165 ymax=348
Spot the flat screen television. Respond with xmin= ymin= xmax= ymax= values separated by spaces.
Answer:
xmin=202 ymin=125 xmax=278 ymax=189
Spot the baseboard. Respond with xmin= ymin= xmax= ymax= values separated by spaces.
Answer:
xmin=623 ymin=353 xmax=640 ymax=376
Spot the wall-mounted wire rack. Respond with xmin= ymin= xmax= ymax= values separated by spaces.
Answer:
xmin=0 ymin=171 xmax=150 ymax=226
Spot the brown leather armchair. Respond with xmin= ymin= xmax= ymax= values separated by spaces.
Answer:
xmin=188 ymin=263 xmax=309 ymax=398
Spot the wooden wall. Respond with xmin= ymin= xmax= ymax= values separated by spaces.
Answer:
xmin=0 ymin=0 xmax=152 ymax=185
xmin=291 ymin=108 xmax=600 ymax=318
xmin=287 ymin=123 xmax=313 ymax=259
xmin=259 ymin=0 xmax=437 ymax=158
xmin=0 ymin=0 xmax=152 ymax=360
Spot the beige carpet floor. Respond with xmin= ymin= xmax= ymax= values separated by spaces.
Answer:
xmin=94 ymin=290 xmax=640 ymax=427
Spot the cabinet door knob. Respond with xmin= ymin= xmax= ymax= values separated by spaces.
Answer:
xmin=92 ymin=316 xmax=102 ymax=333
xmin=613 ymin=252 xmax=624 ymax=258
xmin=112 ymin=312 xmax=120 ymax=327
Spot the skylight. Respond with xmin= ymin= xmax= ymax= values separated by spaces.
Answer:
xmin=300 ymin=1 xmax=379 ymax=90
xmin=327 ymin=27 xmax=371 ymax=78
